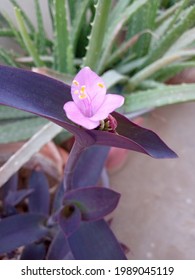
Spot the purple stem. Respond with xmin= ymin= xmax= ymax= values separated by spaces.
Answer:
xmin=63 ymin=141 xmax=86 ymax=191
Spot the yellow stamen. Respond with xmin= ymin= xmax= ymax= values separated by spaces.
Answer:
xmin=73 ymin=80 xmax=79 ymax=86
xmin=79 ymin=93 xmax=87 ymax=99
xmin=98 ymin=83 xmax=104 ymax=88
xmin=80 ymin=85 xmax=86 ymax=93
xmin=74 ymin=90 xmax=79 ymax=94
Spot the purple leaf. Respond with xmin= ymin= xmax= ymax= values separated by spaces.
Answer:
xmin=0 ymin=213 xmax=48 ymax=254
xmin=1 ymin=175 xmax=32 ymax=217
xmin=46 ymin=229 xmax=74 ymax=260
xmin=20 ymin=243 xmax=46 ymax=260
xmin=72 ymin=145 xmax=110 ymax=188
xmin=88 ymin=112 xmax=177 ymax=158
xmin=0 ymin=65 xmax=177 ymax=158
xmin=0 ymin=65 xmax=83 ymax=140
xmin=58 ymin=204 xmax=81 ymax=237
xmin=68 ymin=220 xmax=126 ymax=260
xmin=28 ymin=171 xmax=50 ymax=215
xmin=5 ymin=189 xmax=33 ymax=207
xmin=52 ymin=181 xmax=64 ymax=213
xmin=63 ymin=187 xmax=120 ymax=221
xmin=0 ymin=173 xmax=18 ymax=200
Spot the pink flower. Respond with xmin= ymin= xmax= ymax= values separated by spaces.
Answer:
xmin=63 ymin=67 xmax=124 ymax=129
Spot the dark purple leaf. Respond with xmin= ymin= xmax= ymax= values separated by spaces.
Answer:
xmin=28 ymin=171 xmax=50 ymax=215
xmin=5 ymin=189 xmax=33 ymax=207
xmin=0 ymin=173 xmax=18 ymax=200
xmin=89 ymin=112 xmax=177 ymax=158
xmin=52 ymin=181 xmax=64 ymax=213
xmin=64 ymin=187 xmax=120 ymax=221
xmin=2 ymin=205 xmax=17 ymax=217
xmin=72 ymin=146 xmax=110 ymax=188
xmin=0 ymin=65 xmax=177 ymax=158
xmin=68 ymin=220 xmax=127 ymax=260
xmin=0 ymin=213 xmax=48 ymax=254
xmin=0 ymin=65 xmax=90 ymax=143
xmin=58 ymin=204 xmax=81 ymax=237
xmin=46 ymin=229 xmax=74 ymax=260
xmin=1 ymin=174 xmax=31 ymax=217
xmin=20 ymin=243 xmax=46 ymax=260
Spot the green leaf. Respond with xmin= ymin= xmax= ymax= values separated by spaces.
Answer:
xmin=129 ymin=50 xmax=195 ymax=89
xmin=9 ymin=0 xmax=35 ymax=33
xmin=142 ymin=5 xmax=195 ymax=67
xmin=97 ymin=0 xmax=148 ymax=73
xmin=15 ymin=7 xmax=44 ymax=67
xmin=0 ymin=118 xmax=48 ymax=144
xmin=0 ymin=48 xmax=17 ymax=66
xmin=153 ymin=61 xmax=195 ymax=82
xmin=34 ymin=0 xmax=46 ymax=54
xmin=71 ymin=0 xmax=91 ymax=50
xmin=0 ymin=28 xmax=14 ymax=37
xmin=156 ymin=1 xmax=182 ymax=26
xmin=165 ymin=0 xmax=189 ymax=31
xmin=105 ymin=32 xmax=147 ymax=68
xmin=53 ymin=0 xmax=74 ymax=73
xmin=2 ymin=12 xmax=25 ymax=49
xmin=166 ymin=27 xmax=195 ymax=54
xmin=83 ymin=0 xmax=111 ymax=71
xmin=0 ymin=123 xmax=63 ymax=186
xmin=47 ymin=0 xmax=55 ymax=28
xmin=124 ymin=83 xmax=195 ymax=113
xmin=116 ymin=57 xmax=145 ymax=74
xmin=101 ymin=70 xmax=128 ymax=89
xmin=0 ymin=107 xmax=34 ymax=120
xmin=108 ymin=0 xmax=131 ymax=27
xmin=126 ymin=0 xmax=159 ymax=57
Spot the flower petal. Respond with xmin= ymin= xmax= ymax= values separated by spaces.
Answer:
xmin=71 ymin=67 xmax=106 ymax=114
xmin=90 ymin=94 xmax=124 ymax=121
xmin=63 ymin=101 xmax=99 ymax=129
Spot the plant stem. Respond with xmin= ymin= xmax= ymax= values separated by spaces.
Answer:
xmin=63 ymin=141 xmax=85 ymax=191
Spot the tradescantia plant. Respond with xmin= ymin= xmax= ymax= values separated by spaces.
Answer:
xmin=0 ymin=0 xmax=182 ymax=259
xmin=0 ymin=64 xmax=176 ymax=260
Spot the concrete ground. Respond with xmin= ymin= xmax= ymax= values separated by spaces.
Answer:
xmin=109 ymin=103 xmax=195 ymax=260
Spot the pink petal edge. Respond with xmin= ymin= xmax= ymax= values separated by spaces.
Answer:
xmin=90 ymin=94 xmax=124 ymax=121
xmin=63 ymin=101 xmax=100 ymax=129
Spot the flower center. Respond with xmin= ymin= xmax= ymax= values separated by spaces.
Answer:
xmin=73 ymin=80 xmax=93 ymax=117
xmin=73 ymin=80 xmax=88 ymax=99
